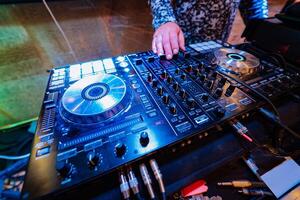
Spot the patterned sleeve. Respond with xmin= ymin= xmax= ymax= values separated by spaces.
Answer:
xmin=148 ymin=0 xmax=177 ymax=30
xmin=239 ymin=0 xmax=269 ymax=24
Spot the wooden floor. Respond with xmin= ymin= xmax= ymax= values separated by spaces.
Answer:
xmin=0 ymin=0 xmax=285 ymax=127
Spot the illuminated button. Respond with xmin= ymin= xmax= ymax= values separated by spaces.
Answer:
xmin=103 ymin=58 xmax=116 ymax=73
xmin=81 ymin=62 xmax=93 ymax=75
xmin=36 ymin=146 xmax=50 ymax=157
xmin=92 ymin=60 xmax=104 ymax=73
xmin=119 ymin=61 xmax=128 ymax=68
xmin=69 ymin=64 xmax=81 ymax=78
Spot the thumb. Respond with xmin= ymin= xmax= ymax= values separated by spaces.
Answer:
xmin=178 ymin=30 xmax=185 ymax=51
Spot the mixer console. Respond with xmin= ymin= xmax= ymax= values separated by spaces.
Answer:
xmin=22 ymin=41 xmax=300 ymax=199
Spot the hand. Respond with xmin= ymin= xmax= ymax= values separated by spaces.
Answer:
xmin=152 ymin=22 xmax=185 ymax=60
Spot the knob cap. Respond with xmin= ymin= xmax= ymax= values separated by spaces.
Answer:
xmin=115 ymin=143 xmax=126 ymax=157
xmin=225 ymin=84 xmax=236 ymax=97
xmin=169 ymin=103 xmax=177 ymax=114
xmin=56 ymin=162 xmax=72 ymax=178
xmin=201 ymin=93 xmax=209 ymax=102
xmin=186 ymin=65 xmax=193 ymax=72
xmin=199 ymin=74 xmax=206 ymax=82
xmin=161 ymin=70 xmax=167 ymax=79
xmin=187 ymin=97 xmax=195 ymax=108
xmin=162 ymin=93 xmax=170 ymax=104
xmin=193 ymin=68 xmax=200 ymax=76
xmin=214 ymin=88 xmax=223 ymax=98
xmin=147 ymin=73 xmax=153 ymax=82
xmin=214 ymin=107 xmax=225 ymax=118
xmin=198 ymin=62 xmax=204 ymax=69
xmin=157 ymin=85 xmax=164 ymax=96
xmin=167 ymin=76 xmax=173 ymax=83
xmin=181 ymin=73 xmax=187 ymax=80
xmin=184 ymin=52 xmax=190 ymax=58
xmin=87 ymin=151 xmax=99 ymax=168
xmin=204 ymin=80 xmax=213 ymax=89
xmin=140 ymin=132 xmax=149 ymax=147
xmin=218 ymin=77 xmax=227 ymax=87
xmin=152 ymin=78 xmax=158 ymax=88
xmin=159 ymin=54 xmax=166 ymax=60
xmin=179 ymin=89 xmax=187 ymax=99
xmin=147 ymin=56 xmax=155 ymax=62
xmin=210 ymin=71 xmax=218 ymax=79
xmin=135 ymin=59 xmax=142 ymax=65
xmin=173 ymin=82 xmax=179 ymax=91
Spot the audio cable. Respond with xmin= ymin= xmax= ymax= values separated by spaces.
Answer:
xmin=216 ymin=70 xmax=280 ymax=118
xmin=149 ymin=159 xmax=166 ymax=200
xmin=119 ymin=171 xmax=131 ymax=200
xmin=139 ymin=164 xmax=155 ymax=200
xmin=217 ymin=70 xmax=300 ymax=139
xmin=259 ymin=108 xmax=300 ymax=139
xmin=229 ymin=120 xmax=253 ymax=143
xmin=127 ymin=167 xmax=143 ymax=200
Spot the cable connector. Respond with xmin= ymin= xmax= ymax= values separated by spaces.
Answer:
xmin=217 ymin=180 xmax=265 ymax=188
xmin=139 ymin=164 xmax=155 ymax=199
xmin=238 ymin=188 xmax=273 ymax=196
xmin=149 ymin=159 xmax=166 ymax=199
xmin=229 ymin=120 xmax=253 ymax=142
xmin=119 ymin=171 xmax=130 ymax=200
xmin=127 ymin=167 xmax=143 ymax=200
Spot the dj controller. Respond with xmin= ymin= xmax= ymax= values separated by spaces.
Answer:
xmin=22 ymin=40 xmax=300 ymax=199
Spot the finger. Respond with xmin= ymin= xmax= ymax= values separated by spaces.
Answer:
xmin=155 ymin=35 xmax=164 ymax=55
xmin=178 ymin=31 xmax=185 ymax=51
xmin=169 ymin=32 xmax=179 ymax=55
xmin=152 ymin=37 xmax=157 ymax=53
xmin=162 ymin=32 xmax=173 ymax=59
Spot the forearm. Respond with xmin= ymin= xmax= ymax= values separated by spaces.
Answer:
xmin=148 ymin=0 xmax=177 ymax=30
xmin=239 ymin=0 xmax=268 ymax=24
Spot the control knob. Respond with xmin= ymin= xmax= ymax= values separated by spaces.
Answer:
xmin=169 ymin=103 xmax=177 ymax=114
xmin=213 ymin=107 xmax=225 ymax=118
xmin=115 ymin=143 xmax=126 ymax=157
xmin=186 ymin=65 xmax=193 ymax=72
xmin=167 ymin=76 xmax=173 ymax=83
xmin=157 ymin=85 xmax=164 ymax=96
xmin=199 ymin=74 xmax=206 ymax=82
xmin=152 ymin=78 xmax=158 ymax=88
xmin=187 ymin=97 xmax=196 ymax=108
xmin=218 ymin=77 xmax=227 ymax=87
xmin=179 ymin=89 xmax=187 ymax=99
xmin=56 ymin=162 xmax=72 ymax=178
xmin=147 ymin=56 xmax=155 ymax=62
xmin=140 ymin=132 xmax=149 ymax=147
xmin=204 ymin=80 xmax=213 ymax=89
xmin=180 ymin=73 xmax=187 ymax=80
xmin=193 ymin=68 xmax=200 ymax=77
xmin=225 ymin=84 xmax=236 ymax=97
xmin=87 ymin=151 xmax=99 ymax=168
xmin=201 ymin=93 xmax=209 ymax=102
xmin=162 ymin=93 xmax=170 ymax=104
xmin=161 ymin=70 xmax=167 ymax=79
xmin=175 ymin=68 xmax=180 ymax=74
xmin=173 ymin=82 xmax=179 ymax=91
xmin=147 ymin=73 xmax=153 ymax=82
xmin=214 ymin=88 xmax=223 ymax=98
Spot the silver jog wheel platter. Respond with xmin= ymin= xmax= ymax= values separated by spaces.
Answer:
xmin=214 ymin=48 xmax=260 ymax=76
xmin=60 ymin=73 xmax=131 ymax=126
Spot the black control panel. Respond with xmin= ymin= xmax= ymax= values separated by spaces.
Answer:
xmin=22 ymin=41 xmax=300 ymax=199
